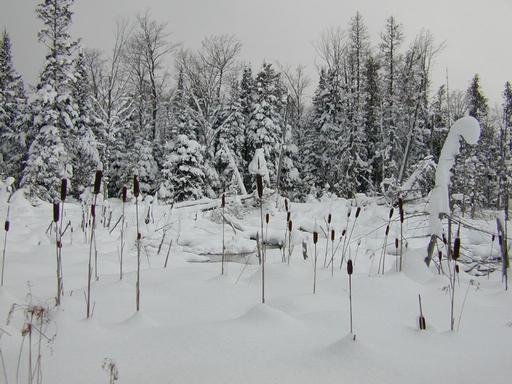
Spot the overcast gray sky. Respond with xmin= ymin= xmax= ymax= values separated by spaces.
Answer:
xmin=1 ymin=0 xmax=511 ymax=106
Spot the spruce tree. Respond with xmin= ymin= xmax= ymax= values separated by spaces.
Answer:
xmin=247 ymin=63 xmax=286 ymax=186
xmin=70 ymin=51 xmax=100 ymax=197
xmin=0 ymin=30 xmax=28 ymax=182
xmin=22 ymin=0 xmax=79 ymax=201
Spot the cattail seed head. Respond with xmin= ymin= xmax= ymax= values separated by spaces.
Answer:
xmin=355 ymin=207 xmax=361 ymax=218
xmin=57 ymin=240 xmax=62 ymax=249
xmin=256 ymin=174 xmax=263 ymax=199
xmin=453 ymin=238 xmax=461 ymax=260
xmin=442 ymin=234 xmax=447 ymax=244
xmin=221 ymin=193 xmax=225 ymax=208
xmin=122 ymin=186 xmax=128 ymax=203
xmin=385 ymin=225 xmax=390 ymax=236
xmin=285 ymin=199 xmax=289 ymax=212
xmin=313 ymin=231 xmax=318 ymax=244
xmin=347 ymin=208 xmax=351 ymax=218
xmin=342 ymin=229 xmax=346 ymax=236
xmin=133 ymin=175 xmax=140 ymax=198
xmin=398 ymin=198 xmax=404 ymax=223
xmin=331 ymin=229 xmax=335 ymax=241
xmin=395 ymin=238 xmax=399 ymax=249
xmin=137 ymin=233 xmax=142 ymax=240
xmin=60 ymin=178 xmax=68 ymax=201
xmin=327 ymin=213 xmax=332 ymax=224
xmin=266 ymin=213 xmax=270 ymax=224
xmin=91 ymin=204 xmax=96 ymax=218
xmin=491 ymin=234 xmax=495 ymax=242
xmin=288 ymin=220 xmax=293 ymax=232
xmin=455 ymin=264 xmax=459 ymax=274
xmin=438 ymin=251 xmax=442 ymax=261
xmin=4 ymin=220 xmax=9 ymax=232
xmin=347 ymin=259 xmax=353 ymax=275
xmin=94 ymin=170 xmax=103 ymax=195
xmin=389 ymin=207 xmax=394 ymax=219
xmin=53 ymin=202 xmax=60 ymax=223
xmin=287 ymin=212 xmax=291 ymax=222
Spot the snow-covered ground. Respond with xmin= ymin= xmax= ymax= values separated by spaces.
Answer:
xmin=0 ymin=189 xmax=511 ymax=384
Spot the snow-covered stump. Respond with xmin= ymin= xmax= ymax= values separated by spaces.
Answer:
xmin=427 ymin=116 xmax=481 ymax=267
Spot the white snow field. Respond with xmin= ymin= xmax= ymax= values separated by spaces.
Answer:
xmin=0 ymin=189 xmax=511 ymax=384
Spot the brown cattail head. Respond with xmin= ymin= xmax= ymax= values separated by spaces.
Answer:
xmin=266 ymin=213 xmax=270 ymax=224
xmin=385 ymin=225 xmax=390 ymax=236
xmin=285 ymin=199 xmax=289 ymax=212
xmin=398 ymin=198 xmax=404 ymax=223
xmin=453 ymin=238 xmax=461 ymax=260
xmin=438 ymin=251 xmax=442 ymax=261
xmin=342 ymin=229 xmax=346 ymax=236
xmin=347 ymin=259 xmax=353 ymax=275
xmin=288 ymin=220 xmax=293 ymax=232
xmin=122 ymin=186 xmax=128 ymax=203
xmin=287 ymin=211 xmax=291 ymax=222
xmin=491 ymin=234 xmax=495 ymax=242
xmin=395 ymin=238 xmax=399 ymax=249
xmin=256 ymin=174 xmax=263 ymax=199
xmin=455 ymin=264 xmax=459 ymax=274
xmin=331 ymin=229 xmax=335 ymax=241
xmin=442 ymin=234 xmax=447 ymax=244
xmin=389 ymin=207 xmax=394 ymax=219
xmin=93 ymin=170 xmax=103 ymax=195
xmin=53 ymin=202 xmax=60 ymax=223
xmin=313 ymin=231 xmax=318 ymax=244
xmin=137 ymin=232 xmax=142 ymax=240
xmin=221 ymin=193 xmax=226 ymax=208
xmin=60 ymin=178 xmax=68 ymax=201
xmin=355 ymin=207 xmax=361 ymax=218
xmin=91 ymin=204 xmax=96 ymax=218
xmin=133 ymin=175 xmax=140 ymax=198
xmin=327 ymin=213 xmax=332 ymax=224
xmin=347 ymin=208 xmax=351 ymax=218
xmin=4 ymin=220 xmax=10 ymax=232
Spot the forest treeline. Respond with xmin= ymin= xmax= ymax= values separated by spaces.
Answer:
xmin=1 ymin=0 xmax=511 ymax=215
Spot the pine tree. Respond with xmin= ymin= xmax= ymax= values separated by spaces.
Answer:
xmin=159 ymin=135 xmax=206 ymax=202
xmin=22 ymin=0 xmax=79 ymax=200
xmin=214 ymin=80 xmax=246 ymax=192
xmin=379 ymin=16 xmax=403 ymax=196
xmin=247 ymin=63 xmax=287 ymax=186
xmin=239 ymin=66 xmax=256 ymax=187
xmin=70 ymin=51 xmax=100 ymax=197
xmin=0 ymin=30 xmax=28 ymax=182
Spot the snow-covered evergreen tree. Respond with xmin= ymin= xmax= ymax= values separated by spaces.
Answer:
xmin=22 ymin=0 xmax=79 ymax=201
xmin=70 ymin=51 xmax=100 ymax=197
xmin=159 ymin=135 xmax=206 ymax=202
xmin=247 ymin=63 xmax=287 ymax=187
xmin=214 ymin=80 xmax=246 ymax=192
xmin=0 ymin=30 xmax=27 ymax=183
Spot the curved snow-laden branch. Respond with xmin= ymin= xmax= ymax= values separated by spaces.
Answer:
xmin=429 ymin=116 xmax=480 ymax=236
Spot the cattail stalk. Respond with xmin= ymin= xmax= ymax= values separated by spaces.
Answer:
xmin=323 ymin=213 xmax=332 ymax=268
xmin=221 ymin=193 xmax=226 ymax=275
xmin=341 ymin=207 xmax=361 ymax=269
xmin=313 ymin=231 xmax=318 ymax=294
xmin=1 ymin=205 xmax=11 ymax=287
xmin=256 ymin=174 xmax=265 ymax=304
xmin=330 ymin=229 xmax=335 ymax=277
xmin=87 ymin=170 xmax=102 ymax=318
xmin=287 ymin=219 xmax=292 ymax=265
xmin=134 ymin=176 xmax=141 ymax=311
xmin=418 ymin=294 xmax=426 ymax=330
xmin=53 ymin=201 xmax=62 ymax=305
xmin=347 ymin=259 xmax=354 ymax=335
xmin=398 ymin=197 xmax=404 ymax=271
xmin=378 ymin=207 xmax=393 ymax=275
xmin=450 ymin=236 xmax=460 ymax=331
xmin=120 ymin=186 xmax=127 ymax=280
